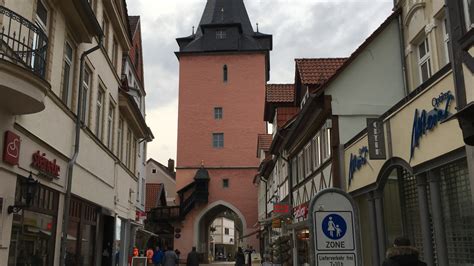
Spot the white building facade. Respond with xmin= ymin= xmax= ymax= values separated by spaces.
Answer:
xmin=0 ymin=0 xmax=152 ymax=265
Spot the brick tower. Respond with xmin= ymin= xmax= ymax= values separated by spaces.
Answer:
xmin=174 ymin=0 xmax=272 ymax=258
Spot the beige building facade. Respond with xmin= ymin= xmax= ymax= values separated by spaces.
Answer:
xmin=343 ymin=1 xmax=474 ymax=265
xmin=0 ymin=0 xmax=151 ymax=265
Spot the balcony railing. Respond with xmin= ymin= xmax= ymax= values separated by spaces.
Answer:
xmin=0 ymin=6 xmax=48 ymax=78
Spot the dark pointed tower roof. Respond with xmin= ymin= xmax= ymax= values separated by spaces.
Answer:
xmin=176 ymin=0 xmax=272 ymax=54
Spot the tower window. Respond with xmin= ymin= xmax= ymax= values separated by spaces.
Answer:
xmin=223 ymin=65 xmax=228 ymax=82
xmin=213 ymin=133 xmax=224 ymax=148
xmin=223 ymin=179 xmax=229 ymax=188
xmin=214 ymin=107 xmax=223 ymax=119
xmin=216 ymin=29 xmax=227 ymax=39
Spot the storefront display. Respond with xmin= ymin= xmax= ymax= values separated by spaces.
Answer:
xmin=7 ymin=177 xmax=59 ymax=266
xmin=65 ymin=197 xmax=98 ymax=265
xmin=295 ymin=229 xmax=309 ymax=266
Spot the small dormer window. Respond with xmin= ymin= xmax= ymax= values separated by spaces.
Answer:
xmin=216 ymin=29 xmax=227 ymax=40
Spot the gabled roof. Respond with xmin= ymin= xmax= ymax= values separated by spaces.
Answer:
xmin=176 ymin=0 xmax=272 ymax=54
xmin=146 ymin=158 xmax=176 ymax=179
xmin=257 ymin=134 xmax=272 ymax=157
xmin=265 ymin=84 xmax=295 ymax=103
xmin=128 ymin=16 xmax=139 ymax=36
xmin=295 ymin=58 xmax=347 ymax=85
xmin=145 ymin=183 xmax=166 ymax=211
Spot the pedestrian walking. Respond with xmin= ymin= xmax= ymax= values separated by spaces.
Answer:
xmin=147 ymin=247 xmax=154 ymax=264
xmin=153 ymin=246 xmax=164 ymax=266
xmin=186 ymin=247 xmax=199 ymax=266
xmin=162 ymin=246 xmax=178 ymax=266
xmin=382 ymin=236 xmax=427 ymax=266
xmin=244 ymin=246 xmax=255 ymax=266
xmin=235 ymin=247 xmax=245 ymax=266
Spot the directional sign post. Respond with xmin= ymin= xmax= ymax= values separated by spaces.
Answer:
xmin=308 ymin=188 xmax=361 ymax=266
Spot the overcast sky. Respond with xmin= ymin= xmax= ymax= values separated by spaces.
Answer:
xmin=126 ymin=0 xmax=394 ymax=166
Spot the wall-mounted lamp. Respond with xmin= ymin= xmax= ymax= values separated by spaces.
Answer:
xmin=8 ymin=173 xmax=39 ymax=214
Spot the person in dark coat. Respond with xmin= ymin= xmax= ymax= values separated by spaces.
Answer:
xmin=235 ymin=247 xmax=245 ymax=266
xmin=186 ymin=247 xmax=199 ymax=266
xmin=382 ymin=236 xmax=427 ymax=266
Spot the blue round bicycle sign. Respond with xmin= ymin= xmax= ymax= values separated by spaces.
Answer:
xmin=322 ymin=214 xmax=347 ymax=240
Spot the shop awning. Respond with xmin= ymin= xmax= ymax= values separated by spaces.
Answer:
xmin=136 ymin=227 xmax=158 ymax=237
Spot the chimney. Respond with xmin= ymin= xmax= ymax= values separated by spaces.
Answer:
xmin=168 ymin=159 xmax=175 ymax=173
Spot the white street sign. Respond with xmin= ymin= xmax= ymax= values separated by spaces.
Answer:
xmin=308 ymin=188 xmax=361 ymax=266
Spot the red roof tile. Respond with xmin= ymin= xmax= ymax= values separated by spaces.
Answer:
xmin=257 ymin=134 xmax=273 ymax=152
xmin=145 ymin=183 xmax=162 ymax=212
xmin=266 ymin=84 xmax=295 ymax=103
xmin=295 ymin=58 xmax=347 ymax=85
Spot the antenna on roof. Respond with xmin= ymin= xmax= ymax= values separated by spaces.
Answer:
xmin=256 ymin=23 xmax=259 ymax=32
xmin=192 ymin=26 xmax=195 ymax=35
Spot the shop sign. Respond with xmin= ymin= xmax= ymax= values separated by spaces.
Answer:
xmin=366 ymin=118 xmax=386 ymax=160
xmin=3 ymin=131 xmax=20 ymax=166
xmin=348 ymin=146 xmax=368 ymax=186
xmin=135 ymin=211 xmax=146 ymax=222
xmin=294 ymin=203 xmax=309 ymax=219
xmin=309 ymin=188 xmax=361 ymax=266
xmin=410 ymin=91 xmax=454 ymax=159
xmin=31 ymin=151 xmax=60 ymax=178
xmin=274 ymin=203 xmax=290 ymax=214
xmin=272 ymin=218 xmax=281 ymax=228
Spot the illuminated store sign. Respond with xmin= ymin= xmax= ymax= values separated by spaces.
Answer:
xmin=348 ymin=146 xmax=368 ymax=186
xmin=410 ymin=91 xmax=454 ymax=159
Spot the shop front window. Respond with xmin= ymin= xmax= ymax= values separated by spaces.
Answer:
xmin=8 ymin=211 xmax=55 ymax=266
xmin=8 ymin=177 xmax=59 ymax=266
xmin=66 ymin=221 xmax=80 ymax=266
xmin=439 ymin=158 xmax=474 ymax=264
xmin=296 ymin=229 xmax=310 ymax=266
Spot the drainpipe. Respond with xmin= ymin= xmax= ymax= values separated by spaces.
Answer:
xmin=59 ymin=37 xmax=103 ymax=266
xmin=397 ymin=11 xmax=410 ymax=96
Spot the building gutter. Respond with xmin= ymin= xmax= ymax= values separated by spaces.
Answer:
xmin=396 ymin=10 xmax=409 ymax=96
xmin=59 ymin=37 xmax=103 ymax=266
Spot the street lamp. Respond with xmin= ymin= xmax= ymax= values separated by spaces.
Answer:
xmin=8 ymin=172 xmax=39 ymax=214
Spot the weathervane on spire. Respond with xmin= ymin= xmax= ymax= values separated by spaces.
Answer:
xmin=192 ymin=26 xmax=195 ymax=35
xmin=256 ymin=23 xmax=259 ymax=32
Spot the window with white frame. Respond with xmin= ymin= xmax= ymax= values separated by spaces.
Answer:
xmin=81 ymin=67 xmax=92 ymax=125
xmin=418 ymin=37 xmax=432 ymax=84
xmin=304 ymin=143 xmax=312 ymax=177
xmin=126 ymin=129 xmax=131 ymax=167
xmin=107 ymin=102 xmax=115 ymax=150
xmin=297 ymin=151 xmax=304 ymax=183
xmin=464 ymin=0 xmax=473 ymax=30
xmin=214 ymin=107 xmax=223 ymax=119
xmin=136 ymin=172 xmax=140 ymax=202
xmin=112 ymin=38 xmax=118 ymax=68
xmin=36 ymin=0 xmax=48 ymax=32
xmin=312 ymin=135 xmax=321 ymax=170
xmin=62 ymin=41 xmax=74 ymax=107
xmin=102 ymin=14 xmax=109 ymax=51
xmin=95 ymin=87 xmax=104 ymax=138
xmin=325 ymin=128 xmax=332 ymax=158
xmin=133 ymin=137 xmax=138 ymax=173
xmin=212 ymin=133 xmax=224 ymax=148
xmin=216 ymin=29 xmax=227 ymax=39
xmin=442 ymin=18 xmax=450 ymax=65
xmin=118 ymin=117 xmax=124 ymax=160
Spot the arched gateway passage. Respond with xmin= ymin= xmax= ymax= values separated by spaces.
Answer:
xmin=194 ymin=201 xmax=247 ymax=262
